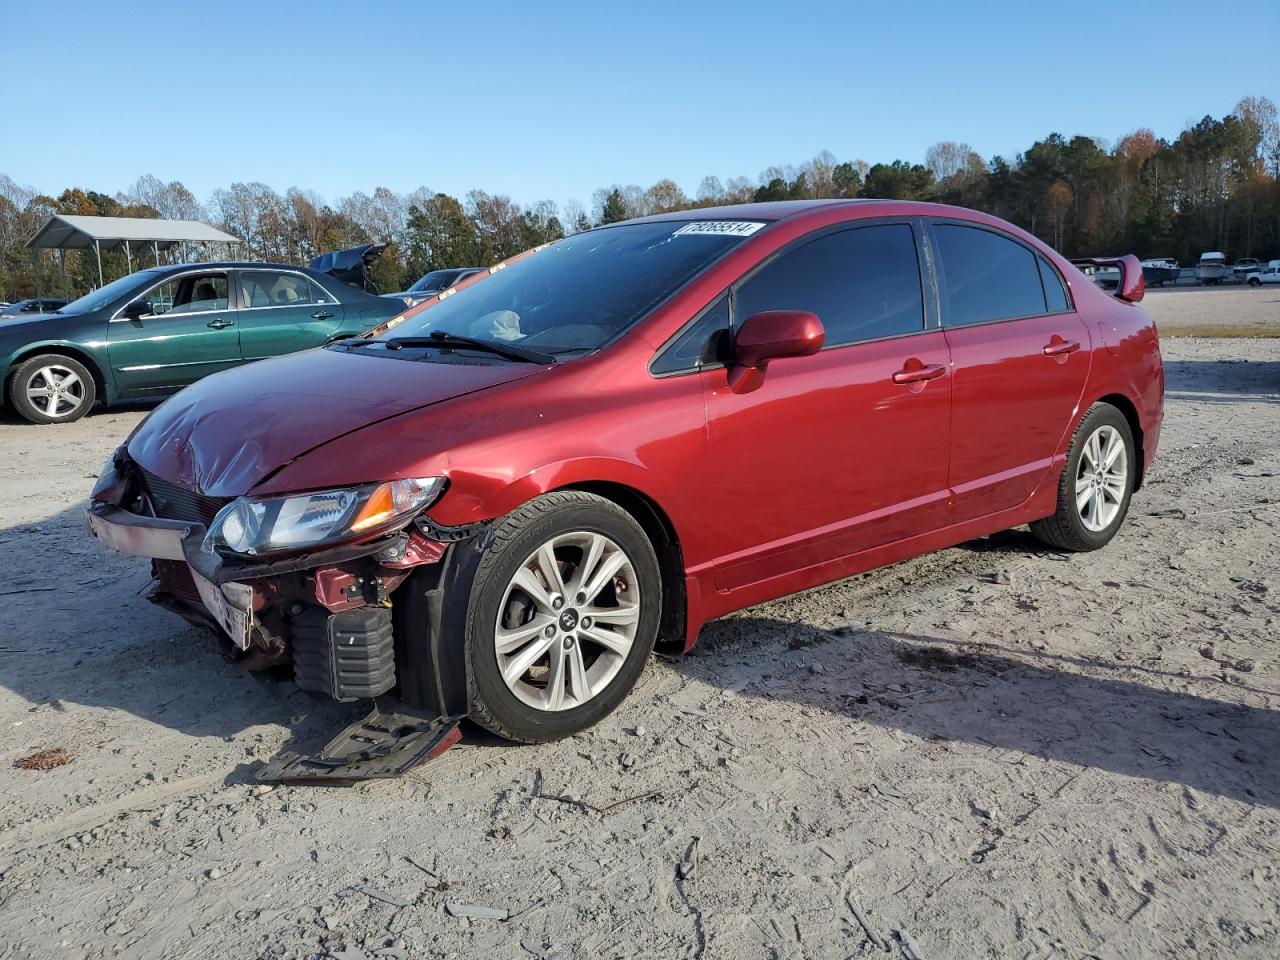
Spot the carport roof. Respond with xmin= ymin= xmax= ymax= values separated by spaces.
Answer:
xmin=27 ymin=214 xmax=239 ymax=252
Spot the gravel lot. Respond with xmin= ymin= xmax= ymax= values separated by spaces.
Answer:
xmin=1144 ymin=286 xmax=1280 ymax=336
xmin=0 ymin=335 xmax=1277 ymax=960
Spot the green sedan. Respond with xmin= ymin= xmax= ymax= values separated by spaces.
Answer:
xmin=0 ymin=263 xmax=409 ymax=424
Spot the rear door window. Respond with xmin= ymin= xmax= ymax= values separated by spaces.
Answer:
xmin=1038 ymin=257 xmax=1070 ymax=312
xmin=733 ymin=223 xmax=924 ymax=347
xmin=933 ymin=223 xmax=1048 ymax=326
xmin=238 ymin=271 xmax=319 ymax=309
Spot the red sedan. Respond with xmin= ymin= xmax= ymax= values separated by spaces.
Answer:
xmin=87 ymin=200 xmax=1163 ymax=775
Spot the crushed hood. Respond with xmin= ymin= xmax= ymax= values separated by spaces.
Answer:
xmin=127 ymin=347 xmax=540 ymax=497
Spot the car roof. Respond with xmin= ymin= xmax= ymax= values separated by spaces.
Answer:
xmin=141 ymin=261 xmax=325 ymax=273
xmin=628 ymin=198 xmax=1010 ymax=227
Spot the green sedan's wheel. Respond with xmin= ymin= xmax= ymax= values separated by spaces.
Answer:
xmin=9 ymin=354 xmax=97 ymax=424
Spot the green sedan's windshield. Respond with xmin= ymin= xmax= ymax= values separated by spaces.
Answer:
xmin=373 ymin=220 xmax=764 ymax=355
xmin=60 ymin=270 xmax=163 ymax=314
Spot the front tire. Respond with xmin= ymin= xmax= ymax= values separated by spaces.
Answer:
xmin=9 ymin=354 xmax=97 ymax=424
xmin=464 ymin=491 xmax=661 ymax=743
xmin=1031 ymin=403 xmax=1135 ymax=552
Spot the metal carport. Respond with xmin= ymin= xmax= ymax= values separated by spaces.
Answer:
xmin=27 ymin=214 xmax=241 ymax=286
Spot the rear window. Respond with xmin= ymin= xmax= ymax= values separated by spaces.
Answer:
xmin=408 ymin=270 xmax=460 ymax=294
xmin=381 ymin=221 xmax=760 ymax=355
xmin=934 ymin=224 xmax=1047 ymax=326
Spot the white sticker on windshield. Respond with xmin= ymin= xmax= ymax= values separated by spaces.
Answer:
xmin=672 ymin=221 xmax=766 ymax=238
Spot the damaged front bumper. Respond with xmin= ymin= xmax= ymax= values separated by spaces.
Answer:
xmin=87 ymin=502 xmax=259 ymax=647
xmin=85 ymin=495 xmax=442 ymax=693
xmin=85 ymin=458 xmax=481 ymax=783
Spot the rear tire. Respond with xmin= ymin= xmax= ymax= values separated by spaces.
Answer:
xmin=8 ymin=354 xmax=97 ymax=424
xmin=463 ymin=491 xmax=660 ymax=743
xmin=1030 ymin=403 xmax=1135 ymax=552
xmin=1249 ymin=277 xmax=1261 ymax=287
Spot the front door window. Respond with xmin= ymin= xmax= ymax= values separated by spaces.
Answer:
xmin=140 ymin=273 xmax=230 ymax=317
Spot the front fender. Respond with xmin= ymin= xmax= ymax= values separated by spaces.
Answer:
xmin=1 ymin=338 xmax=116 ymax=403
xmin=439 ymin=455 xmax=678 ymax=530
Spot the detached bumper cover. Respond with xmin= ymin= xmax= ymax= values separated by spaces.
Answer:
xmin=86 ymin=502 xmax=255 ymax=647
xmin=85 ymin=505 xmax=194 ymax=561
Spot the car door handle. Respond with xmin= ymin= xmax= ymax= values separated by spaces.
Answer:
xmin=311 ymin=310 xmax=334 ymax=320
xmin=892 ymin=362 xmax=947 ymax=384
xmin=206 ymin=318 xmax=235 ymax=330
xmin=1043 ymin=337 xmax=1081 ymax=356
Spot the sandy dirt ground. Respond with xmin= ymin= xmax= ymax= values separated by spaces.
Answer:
xmin=0 ymin=336 xmax=1277 ymax=960
xmin=1143 ymin=286 xmax=1280 ymax=335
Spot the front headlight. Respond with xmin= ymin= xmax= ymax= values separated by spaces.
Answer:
xmin=204 ymin=477 xmax=445 ymax=556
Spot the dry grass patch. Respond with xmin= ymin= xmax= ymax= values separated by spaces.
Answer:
xmin=1161 ymin=324 xmax=1280 ymax=338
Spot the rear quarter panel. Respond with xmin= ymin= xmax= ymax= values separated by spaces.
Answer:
xmin=1064 ymin=272 xmax=1164 ymax=480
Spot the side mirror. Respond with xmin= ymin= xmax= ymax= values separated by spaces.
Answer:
xmin=121 ymin=299 xmax=149 ymax=321
xmin=733 ymin=311 xmax=825 ymax=370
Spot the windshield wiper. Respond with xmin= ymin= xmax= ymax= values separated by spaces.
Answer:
xmin=346 ymin=330 xmax=554 ymax=364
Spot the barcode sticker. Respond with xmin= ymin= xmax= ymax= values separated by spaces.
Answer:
xmin=672 ymin=221 xmax=766 ymax=238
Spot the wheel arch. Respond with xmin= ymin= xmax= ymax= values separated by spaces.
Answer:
xmin=554 ymin=480 xmax=688 ymax=656
xmin=5 ymin=343 xmax=109 ymax=407
xmin=1094 ymin=392 xmax=1146 ymax=490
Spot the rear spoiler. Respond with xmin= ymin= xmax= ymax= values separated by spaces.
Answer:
xmin=1070 ymin=254 xmax=1145 ymax=303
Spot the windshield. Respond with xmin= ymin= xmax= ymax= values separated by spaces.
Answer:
xmin=60 ymin=270 xmax=163 ymax=314
xmin=407 ymin=270 xmax=457 ymax=294
xmin=376 ymin=221 xmax=762 ymax=354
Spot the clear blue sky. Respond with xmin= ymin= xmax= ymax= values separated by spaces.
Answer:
xmin=0 ymin=0 xmax=1272 ymax=210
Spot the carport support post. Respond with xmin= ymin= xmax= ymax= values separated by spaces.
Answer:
xmin=93 ymin=239 xmax=104 ymax=288
xmin=153 ymin=240 xmax=160 ymax=267
xmin=124 ymin=243 xmax=132 ymax=274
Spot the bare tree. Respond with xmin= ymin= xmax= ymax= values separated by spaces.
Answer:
xmin=562 ymin=198 xmax=587 ymax=233
xmin=1234 ymin=95 xmax=1279 ymax=174
xmin=1044 ymin=181 xmax=1072 ymax=251
xmin=640 ymin=179 xmax=688 ymax=215
xmin=926 ymin=141 xmax=984 ymax=185
xmin=696 ymin=175 xmax=725 ymax=204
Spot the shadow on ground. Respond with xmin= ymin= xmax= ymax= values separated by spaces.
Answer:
xmin=5 ymin=500 xmax=1272 ymax=805
xmin=679 ymin=616 xmax=1278 ymax=810
xmin=0 ymin=397 xmax=161 ymax=427
xmin=1162 ymin=359 xmax=1280 ymax=405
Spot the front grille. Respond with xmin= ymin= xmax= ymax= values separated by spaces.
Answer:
xmin=154 ymin=558 xmax=202 ymax=605
xmin=140 ymin=469 xmax=228 ymax=524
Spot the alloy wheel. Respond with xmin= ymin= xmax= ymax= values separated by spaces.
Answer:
xmin=494 ymin=531 xmax=641 ymax=712
xmin=1075 ymin=424 xmax=1128 ymax=532
xmin=25 ymin=364 xmax=86 ymax=419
